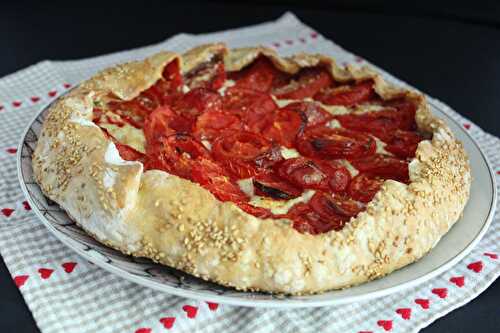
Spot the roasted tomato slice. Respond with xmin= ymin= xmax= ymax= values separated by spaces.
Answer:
xmin=314 ymin=81 xmax=375 ymax=106
xmin=212 ymin=131 xmax=281 ymax=178
xmin=347 ymin=174 xmax=384 ymax=203
xmin=194 ymin=110 xmax=242 ymax=140
xmin=281 ymin=101 xmax=333 ymax=128
xmin=170 ymin=87 xmax=222 ymax=119
xmin=286 ymin=203 xmax=338 ymax=234
xmin=149 ymin=59 xmax=184 ymax=103
xmin=143 ymin=106 xmax=194 ymax=145
xmin=297 ymin=127 xmax=376 ymax=159
xmin=326 ymin=163 xmax=352 ymax=192
xmin=191 ymin=158 xmax=249 ymax=203
xmin=336 ymin=108 xmax=416 ymax=137
xmin=383 ymin=130 xmax=424 ymax=158
xmin=237 ymin=203 xmax=274 ymax=219
xmin=253 ymin=172 xmax=302 ymax=200
xmin=272 ymin=67 xmax=333 ymax=100
xmin=115 ymin=142 xmax=145 ymax=162
xmin=251 ymin=108 xmax=305 ymax=147
xmin=276 ymin=157 xmax=350 ymax=192
xmin=310 ymin=191 xmax=364 ymax=220
xmin=229 ymin=56 xmax=280 ymax=92
xmin=383 ymin=98 xmax=417 ymax=130
xmin=350 ymin=154 xmax=409 ymax=183
xmin=145 ymin=134 xmax=210 ymax=179
xmin=223 ymin=87 xmax=277 ymax=118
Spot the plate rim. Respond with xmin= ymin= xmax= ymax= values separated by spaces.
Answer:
xmin=16 ymin=97 xmax=497 ymax=308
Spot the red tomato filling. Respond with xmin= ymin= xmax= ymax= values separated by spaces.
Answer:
xmin=92 ymin=56 xmax=425 ymax=234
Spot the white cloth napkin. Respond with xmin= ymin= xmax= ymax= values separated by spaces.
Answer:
xmin=0 ymin=12 xmax=498 ymax=333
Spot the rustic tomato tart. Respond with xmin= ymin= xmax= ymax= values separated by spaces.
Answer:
xmin=33 ymin=43 xmax=471 ymax=294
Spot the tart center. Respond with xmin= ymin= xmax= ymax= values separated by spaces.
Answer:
xmin=92 ymin=55 xmax=425 ymax=234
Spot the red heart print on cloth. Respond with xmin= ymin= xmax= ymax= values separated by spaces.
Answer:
xmin=62 ymin=262 xmax=77 ymax=273
xmin=14 ymin=275 xmax=29 ymax=288
xmin=48 ymin=90 xmax=57 ymax=97
xmin=484 ymin=252 xmax=498 ymax=259
xmin=415 ymin=298 xmax=430 ymax=309
xmin=450 ymin=276 xmax=465 ymax=287
xmin=159 ymin=317 xmax=175 ymax=329
xmin=206 ymin=302 xmax=219 ymax=311
xmin=463 ymin=123 xmax=471 ymax=129
xmin=38 ymin=268 xmax=54 ymax=279
xmin=358 ymin=331 xmax=373 ymax=333
xmin=63 ymin=83 xmax=72 ymax=88
xmin=1 ymin=208 xmax=14 ymax=217
xmin=377 ymin=320 xmax=392 ymax=331
xmin=182 ymin=305 xmax=198 ymax=318
xmin=467 ymin=261 xmax=484 ymax=273
xmin=30 ymin=96 xmax=40 ymax=103
xmin=135 ymin=328 xmax=151 ymax=333
xmin=432 ymin=288 xmax=448 ymax=299
xmin=12 ymin=101 xmax=22 ymax=107
xmin=6 ymin=148 xmax=17 ymax=154
xmin=22 ymin=201 xmax=31 ymax=210
xmin=396 ymin=308 xmax=411 ymax=320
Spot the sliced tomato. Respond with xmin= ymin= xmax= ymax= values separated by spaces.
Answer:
xmin=191 ymin=158 xmax=249 ymax=203
xmin=210 ymin=62 xmax=226 ymax=90
xmin=281 ymin=101 xmax=333 ymax=128
xmin=253 ymin=172 xmax=302 ymax=200
xmin=223 ymin=87 xmax=277 ymax=118
xmin=136 ymin=90 xmax=161 ymax=113
xmin=272 ymin=67 xmax=333 ymax=100
xmin=144 ymin=134 xmax=210 ymax=179
xmin=212 ymin=131 xmax=272 ymax=161
xmin=310 ymin=191 xmax=364 ymax=220
xmin=194 ymin=110 xmax=242 ymax=140
xmin=170 ymin=87 xmax=222 ymax=119
xmin=327 ymin=165 xmax=352 ymax=192
xmin=276 ymin=157 xmax=350 ymax=192
xmin=161 ymin=59 xmax=183 ymax=90
xmin=115 ymin=142 xmax=145 ymax=162
xmin=336 ymin=109 xmax=416 ymax=139
xmin=314 ymin=81 xmax=375 ymax=106
xmin=277 ymin=157 xmax=329 ymax=190
xmin=143 ymin=106 xmax=194 ymax=146
xmin=383 ymin=98 xmax=417 ymax=130
xmin=297 ymin=127 xmax=376 ymax=159
xmin=383 ymin=130 xmax=424 ymax=158
xmin=237 ymin=203 xmax=274 ymax=219
xmin=347 ymin=174 xmax=384 ymax=203
xmin=147 ymin=60 xmax=184 ymax=104
xmin=350 ymin=154 xmax=409 ymax=183
xmin=252 ymin=108 xmax=304 ymax=147
xmin=288 ymin=200 xmax=345 ymax=234
xmin=229 ymin=56 xmax=280 ymax=92
xmin=212 ymin=131 xmax=281 ymax=178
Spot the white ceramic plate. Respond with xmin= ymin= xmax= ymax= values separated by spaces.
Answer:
xmin=17 ymin=98 xmax=496 ymax=308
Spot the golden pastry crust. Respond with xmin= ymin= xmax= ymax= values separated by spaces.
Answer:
xmin=32 ymin=44 xmax=471 ymax=294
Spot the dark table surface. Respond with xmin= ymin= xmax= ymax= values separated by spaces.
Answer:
xmin=0 ymin=2 xmax=499 ymax=332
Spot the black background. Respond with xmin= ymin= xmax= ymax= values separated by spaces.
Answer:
xmin=0 ymin=1 xmax=498 ymax=332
